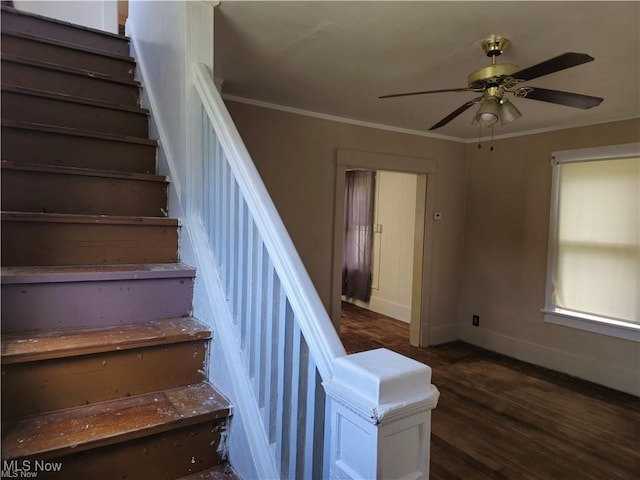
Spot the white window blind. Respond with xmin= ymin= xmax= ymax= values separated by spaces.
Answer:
xmin=545 ymin=143 xmax=640 ymax=340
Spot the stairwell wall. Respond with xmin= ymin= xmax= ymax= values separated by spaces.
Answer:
xmin=126 ymin=2 xmax=259 ymax=478
xmin=13 ymin=0 xmax=118 ymax=33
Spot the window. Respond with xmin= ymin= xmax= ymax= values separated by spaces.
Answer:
xmin=544 ymin=143 xmax=640 ymax=342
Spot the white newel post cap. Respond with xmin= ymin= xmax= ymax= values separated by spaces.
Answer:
xmin=334 ymin=348 xmax=432 ymax=404
xmin=326 ymin=348 xmax=439 ymax=424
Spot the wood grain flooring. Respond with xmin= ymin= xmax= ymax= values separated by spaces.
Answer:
xmin=339 ymin=302 xmax=640 ymax=480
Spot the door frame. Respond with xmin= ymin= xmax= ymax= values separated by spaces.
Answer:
xmin=332 ymin=149 xmax=437 ymax=346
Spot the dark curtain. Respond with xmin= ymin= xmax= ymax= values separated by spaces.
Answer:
xmin=342 ymin=170 xmax=376 ymax=302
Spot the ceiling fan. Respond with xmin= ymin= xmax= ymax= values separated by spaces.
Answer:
xmin=379 ymin=35 xmax=604 ymax=131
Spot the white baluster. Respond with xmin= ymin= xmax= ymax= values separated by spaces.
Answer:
xmin=287 ymin=322 xmax=303 ymax=478
xmin=303 ymin=358 xmax=324 ymax=480
xmin=234 ymin=197 xmax=247 ymax=326
xmin=254 ymin=242 xmax=270 ymax=408
xmin=275 ymin=290 xmax=291 ymax=473
xmin=263 ymin=267 xmax=279 ymax=443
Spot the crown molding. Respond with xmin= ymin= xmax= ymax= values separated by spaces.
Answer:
xmin=221 ymin=94 xmax=639 ymax=145
xmin=221 ymin=94 xmax=466 ymax=143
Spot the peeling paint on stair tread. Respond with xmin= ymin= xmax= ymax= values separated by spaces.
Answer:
xmin=176 ymin=464 xmax=239 ymax=480
xmin=1 ymin=118 xmax=157 ymax=146
xmin=1 ymin=210 xmax=178 ymax=225
xmin=1 ymin=263 xmax=196 ymax=284
xmin=1 ymin=83 xmax=149 ymax=115
xmin=2 ymin=382 xmax=231 ymax=459
xmin=1 ymin=159 xmax=167 ymax=182
xmin=2 ymin=53 xmax=142 ymax=87
xmin=1 ymin=317 xmax=211 ymax=363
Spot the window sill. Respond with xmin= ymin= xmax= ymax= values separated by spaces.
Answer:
xmin=542 ymin=308 xmax=640 ymax=342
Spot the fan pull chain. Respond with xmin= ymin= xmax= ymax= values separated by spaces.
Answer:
xmin=490 ymin=125 xmax=495 ymax=151
xmin=477 ymin=123 xmax=482 ymax=149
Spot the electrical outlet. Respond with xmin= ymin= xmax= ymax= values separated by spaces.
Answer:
xmin=472 ymin=315 xmax=479 ymax=327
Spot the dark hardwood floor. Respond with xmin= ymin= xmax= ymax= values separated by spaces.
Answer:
xmin=339 ymin=302 xmax=640 ymax=480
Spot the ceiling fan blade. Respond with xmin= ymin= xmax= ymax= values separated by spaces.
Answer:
xmin=379 ymin=87 xmax=470 ymax=99
xmin=523 ymin=87 xmax=603 ymax=109
xmin=429 ymin=98 xmax=482 ymax=130
xmin=512 ymin=52 xmax=595 ymax=81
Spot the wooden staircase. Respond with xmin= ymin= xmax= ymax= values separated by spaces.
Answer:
xmin=0 ymin=6 xmax=235 ymax=479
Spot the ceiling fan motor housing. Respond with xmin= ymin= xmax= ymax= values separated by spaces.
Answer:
xmin=469 ymin=36 xmax=521 ymax=90
xmin=467 ymin=63 xmax=521 ymax=90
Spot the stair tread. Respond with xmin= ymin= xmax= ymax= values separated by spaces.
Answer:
xmin=1 ymin=84 xmax=149 ymax=115
xmin=1 ymin=317 xmax=210 ymax=364
xmin=1 ymin=53 xmax=141 ymax=87
xmin=1 ymin=382 xmax=231 ymax=460
xmin=1 ymin=160 xmax=166 ymax=183
xmin=1 ymin=211 xmax=177 ymax=226
xmin=1 ymin=28 xmax=136 ymax=63
xmin=177 ymin=465 xmax=240 ymax=480
xmin=1 ymin=119 xmax=157 ymax=146
xmin=1 ymin=263 xmax=196 ymax=284
xmin=0 ymin=5 xmax=131 ymax=43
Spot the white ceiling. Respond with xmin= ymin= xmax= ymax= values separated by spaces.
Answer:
xmin=214 ymin=1 xmax=640 ymax=141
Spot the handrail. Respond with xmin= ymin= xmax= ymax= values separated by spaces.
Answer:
xmin=192 ymin=62 xmax=346 ymax=381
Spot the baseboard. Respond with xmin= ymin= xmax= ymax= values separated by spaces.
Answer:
xmin=459 ymin=325 xmax=640 ymax=396
xmin=344 ymin=296 xmax=411 ymax=323
xmin=428 ymin=323 xmax=458 ymax=345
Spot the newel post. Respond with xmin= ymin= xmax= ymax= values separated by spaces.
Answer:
xmin=324 ymin=348 xmax=439 ymax=479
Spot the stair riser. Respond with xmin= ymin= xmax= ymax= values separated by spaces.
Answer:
xmin=1 ymin=33 xmax=136 ymax=80
xmin=1 ymin=276 xmax=194 ymax=333
xmin=2 ymin=90 xmax=148 ymax=137
xmin=1 ymin=126 xmax=156 ymax=173
xmin=24 ymin=421 xmax=226 ymax=480
xmin=1 ymin=9 xmax=130 ymax=56
xmin=2 ymin=341 xmax=209 ymax=419
xmin=1 ymin=221 xmax=178 ymax=266
xmin=1 ymin=60 xmax=140 ymax=106
xmin=1 ymin=169 xmax=168 ymax=217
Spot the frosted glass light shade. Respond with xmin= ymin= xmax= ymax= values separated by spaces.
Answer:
xmin=473 ymin=98 xmax=500 ymax=127
xmin=499 ymin=98 xmax=521 ymax=125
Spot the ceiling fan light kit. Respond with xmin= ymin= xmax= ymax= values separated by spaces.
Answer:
xmin=497 ymin=98 xmax=522 ymax=125
xmin=379 ymin=35 xmax=604 ymax=133
xmin=472 ymin=97 xmax=500 ymax=127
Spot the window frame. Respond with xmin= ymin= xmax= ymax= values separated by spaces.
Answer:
xmin=543 ymin=142 xmax=640 ymax=342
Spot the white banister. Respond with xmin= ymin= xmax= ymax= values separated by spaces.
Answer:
xmin=192 ymin=62 xmax=346 ymax=379
xmin=189 ymin=60 xmax=439 ymax=479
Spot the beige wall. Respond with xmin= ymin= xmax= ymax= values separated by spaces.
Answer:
xmin=226 ymin=100 xmax=467 ymax=344
xmin=227 ymin=99 xmax=639 ymax=394
xmin=459 ymin=118 xmax=640 ymax=395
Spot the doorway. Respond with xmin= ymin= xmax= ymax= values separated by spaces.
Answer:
xmin=342 ymin=170 xmax=418 ymax=329
xmin=332 ymin=149 xmax=437 ymax=347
